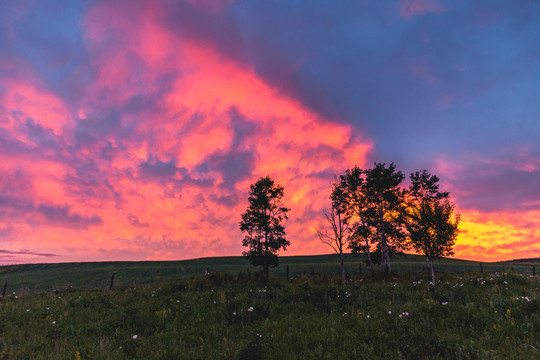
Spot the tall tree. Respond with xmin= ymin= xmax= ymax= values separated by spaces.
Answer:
xmin=317 ymin=182 xmax=356 ymax=284
xmin=363 ymin=163 xmax=407 ymax=279
xmin=334 ymin=167 xmax=376 ymax=276
xmin=406 ymin=170 xmax=460 ymax=284
xmin=239 ymin=176 xmax=290 ymax=279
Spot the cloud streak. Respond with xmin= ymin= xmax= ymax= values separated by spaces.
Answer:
xmin=0 ymin=249 xmax=59 ymax=258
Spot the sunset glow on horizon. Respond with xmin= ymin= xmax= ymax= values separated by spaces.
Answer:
xmin=1 ymin=0 xmax=539 ymax=264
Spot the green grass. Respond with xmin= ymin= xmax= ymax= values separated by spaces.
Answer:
xmin=0 ymin=270 xmax=538 ymax=359
xmin=0 ymin=254 xmax=536 ymax=294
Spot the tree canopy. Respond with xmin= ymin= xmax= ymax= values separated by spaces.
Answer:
xmin=239 ymin=176 xmax=290 ymax=279
xmin=406 ymin=170 xmax=460 ymax=283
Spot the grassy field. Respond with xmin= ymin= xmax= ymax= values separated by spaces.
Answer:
xmin=0 ymin=269 xmax=538 ymax=359
xmin=0 ymin=254 xmax=536 ymax=294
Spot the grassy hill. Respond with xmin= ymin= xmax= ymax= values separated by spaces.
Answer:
xmin=0 ymin=255 xmax=538 ymax=359
xmin=0 ymin=253 xmax=535 ymax=294
xmin=1 ymin=266 xmax=538 ymax=359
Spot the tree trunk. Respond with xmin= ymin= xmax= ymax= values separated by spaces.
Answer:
xmin=264 ymin=230 xmax=269 ymax=280
xmin=340 ymin=252 xmax=346 ymax=285
xmin=430 ymin=261 xmax=436 ymax=284
xmin=366 ymin=238 xmax=374 ymax=275
xmin=379 ymin=209 xmax=390 ymax=279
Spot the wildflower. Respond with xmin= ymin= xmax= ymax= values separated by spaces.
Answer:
xmin=441 ymin=301 xmax=448 ymax=305
xmin=343 ymin=312 xmax=347 ymax=316
xmin=366 ymin=315 xmax=371 ymax=318
xmin=388 ymin=311 xmax=392 ymax=314
xmin=133 ymin=335 xmax=138 ymax=340
xmin=247 ymin=307 xmax=254 ymax=312
xmin=233 ymin=312 xmax=237 ymax=316
xmin=52 ymin=321 xmax=56 ymax=325
xmin=26 ymin=309 xmax=30 ymax=312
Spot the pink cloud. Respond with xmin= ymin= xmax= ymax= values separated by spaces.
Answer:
xmin=0 ymin=0 xmax=372 ymax=263
xmin=399 ymin=0 xmax=447 ymax=20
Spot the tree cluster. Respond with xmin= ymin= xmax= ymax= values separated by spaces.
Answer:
xmin=323 ymin=163 xmax=460 ymax=282
xmin=239 ymin=163 xmax=460 ymax=283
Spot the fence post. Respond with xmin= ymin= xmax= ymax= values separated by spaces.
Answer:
xmin=286 ymin=264 xmax=289 ymax=281
xmin=2 ymin=280 xmax=7 ymax=298
xmin=479 ymin=263 xmax=484 ymax=274
xmin=109 ymin=272 xmax=115 ymax=290
xmin=533 ymin=265 xmax=536 ymax=276
xmin=359 ymin=263 xmax=362 ymax=275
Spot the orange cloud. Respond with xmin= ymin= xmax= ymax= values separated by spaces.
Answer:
xmin=434 ymin=154 xmax=540 ymax=261
xmin=455 ymin=209 xmax=540 ymax=261
xmin=0 ymin=1 xmax=372 ymax=263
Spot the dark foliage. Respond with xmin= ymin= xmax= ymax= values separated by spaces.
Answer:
xmin=239 ymin=176 xmax=290 ymax=279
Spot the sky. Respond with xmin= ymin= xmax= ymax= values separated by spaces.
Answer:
xmin=0 ymin=0 xmax=539 ymax=264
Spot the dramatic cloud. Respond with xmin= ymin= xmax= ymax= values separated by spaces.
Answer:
xmin=0 ymin=0 xmax=370 ymax=264
xmin=0 ymin=0 xmax=538 ymax=263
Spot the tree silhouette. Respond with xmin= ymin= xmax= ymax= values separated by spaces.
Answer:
xmin=363 ymin=163 xmax=407 ymax=279
xmin=334 ymin=167 xmax=376 ymax=276
xmin=239 ymin=176 xmax=290 ymax=279
xmin=317 ymin=181 xmax=357 ymax=284
xmin=406 ymin=170 xmax=460 ymax=284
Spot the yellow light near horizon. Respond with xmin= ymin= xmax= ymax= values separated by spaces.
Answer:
xmin=454 ymin=209 xmax=540 ymax=261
